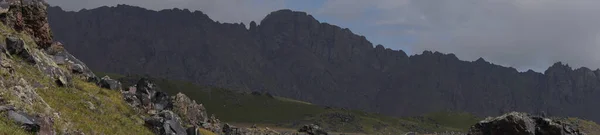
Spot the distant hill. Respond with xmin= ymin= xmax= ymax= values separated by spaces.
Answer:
xmin=48 ymin=5 xmax=600 ymax=123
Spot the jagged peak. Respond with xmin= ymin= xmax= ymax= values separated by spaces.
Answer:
xmin=375 ymin=44 xmax=385 ymax=50
xmin=260 ymin=9 xmax=318 ymax=25
xmin=544 ymin=62 xmax=573 ymax=74
xmin=474 ymin=57 xmax=489 ymax=64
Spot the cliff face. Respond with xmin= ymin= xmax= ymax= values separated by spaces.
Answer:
xmin=47 ymin=5 xmax=600 ymax=122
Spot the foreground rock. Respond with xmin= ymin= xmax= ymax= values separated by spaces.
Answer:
xmin=298 ymin=124 xmax=328 ymax=135
xmin=468 ymin=112 xmax=585 ymax=135
xmin=144 ymin=110 xmax=187 ymax=135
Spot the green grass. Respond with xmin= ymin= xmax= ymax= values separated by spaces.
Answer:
xmin=36 ymin=80 xmax=151 ymax=134
xmin=562 ymin=117 xmax=600 ymax=134
xmin=421 ymin=111 xmax=480 ymax=130
xmin=198 ymin=128 xmax=217 ymax=135
xmin=10 ymin=60 xmax=152 ymax=134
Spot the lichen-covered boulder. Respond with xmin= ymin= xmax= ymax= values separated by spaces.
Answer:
xmin=171 ymin=93 xmax=208 ymax=127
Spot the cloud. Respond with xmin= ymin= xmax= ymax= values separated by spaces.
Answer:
xmin=318 ymin=0 xmax=600 ymax=71
xmin=46 ymin=0 xmax=286 ymax=25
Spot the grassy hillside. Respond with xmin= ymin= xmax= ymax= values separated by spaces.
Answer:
xmin=102 ymin=73 xmax=482 ymax=134
xmin=0 ymin=21 xmax=152 ymax=134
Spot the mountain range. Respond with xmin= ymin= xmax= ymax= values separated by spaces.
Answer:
xmin=46 ymin=5 xmax=600 ymax=123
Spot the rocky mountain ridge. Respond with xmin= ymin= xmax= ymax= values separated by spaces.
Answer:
xmin=0 ymin=1 xmax=322 ymax=134
xmin=0 ymin=1 xmax=595 ymax=134
xmin=46 ymin=5 xmax=600 ymax=123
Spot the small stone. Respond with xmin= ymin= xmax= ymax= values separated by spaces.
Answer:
xmin=86 ymin=101 xmax=95 ymax=110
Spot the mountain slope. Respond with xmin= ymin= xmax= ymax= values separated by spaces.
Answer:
xmin=47 ymin=5 xmax=600 ymax=123
xmin=101 ymin=73 xmax=484 ymax=134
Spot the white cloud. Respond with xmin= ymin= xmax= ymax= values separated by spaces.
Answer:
xmin=318 ymin=0 xmax=600 ymax=71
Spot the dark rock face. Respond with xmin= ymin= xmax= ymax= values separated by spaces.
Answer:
xmin=1 ymin=0 xmax=53 ymax=49
xmin=468 ymin=112 xmax=585 ymax=135
xmin=47 ymin=5 xmax=600 ymax=122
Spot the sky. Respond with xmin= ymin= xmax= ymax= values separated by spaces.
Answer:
xmin=46 ymin=0 xmax=600 ymax=72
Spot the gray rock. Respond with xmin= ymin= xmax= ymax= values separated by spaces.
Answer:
xmin=145 ymin=110 xmax=187 ymax=135
xmin=172 ymin=93 xmax=208 ymax=127
xmin=7 ymin=110 xmax=40 ymax=132
xmin=122 ymin=91 xmax=141 ymax=108
xmin=53 ymin=50 xmax=97 ymax=82
xmin=98 ymin=76 xmax=122 ymax=91
xmin=6 ymin=37 xmax=35 ymax=63
xmin=152 ymin=91 xmax=171 ymax=111
xmin=467 ymin=112 xmax=585 ymax=135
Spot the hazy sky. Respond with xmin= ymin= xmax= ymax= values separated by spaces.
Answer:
xmin=46 ymin=0 xmax=600 ymax=72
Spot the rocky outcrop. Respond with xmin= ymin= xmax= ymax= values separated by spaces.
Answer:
xmin=171 ymin=93 xmax=208 ymax=127
xmin=468 ymin=112 xmax=585 ymax=135
xmin=1 ymin=0 xmax=53 ymax=49
xmin=47 ymin=5 xmax=600 ymax=123
xmin=121 ymin=78 xmax=226 ymax=135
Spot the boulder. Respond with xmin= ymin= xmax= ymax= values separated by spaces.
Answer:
xmin=467 ymin=112 xmax=585 ymax=135
xmin=171 ymin=93 xmax=208 ymax=126
xmin=98 ymin=76 xmax=122 ymax=91
xmin=122 ymin=90 xmax=141 ymax=108
xmin=7 ymin=110 xmax=40 ymax=132
xmin=54 ymin=50 xmax=96 ymax=81
xmin=298 ymin=124 xmax=328 ymax=135
xmin=135 ymin=78 xmax=158 ymax=108
xmin=152 ymin=91 xmax=172 ymax=111
xmin=5 ymin=37 xmax=35 ymax=63
xmin=144 ymin=110 xmax=187 ymax=135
